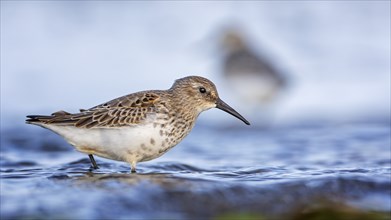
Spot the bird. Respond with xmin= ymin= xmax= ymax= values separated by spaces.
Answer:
xmin=26 ymin=76 xmax=250 ymax=172
xmin=220 ymin=30 xmax=287 ymax=104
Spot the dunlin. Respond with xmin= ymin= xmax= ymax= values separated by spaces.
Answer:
xmin=220 ymin=29 xmax=287 ymax=103
xmin=26 ymin=76 xmax=250 ymax=172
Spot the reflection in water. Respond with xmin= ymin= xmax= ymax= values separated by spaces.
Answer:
xmin=74 ymin=172 xmax=193 ymax=190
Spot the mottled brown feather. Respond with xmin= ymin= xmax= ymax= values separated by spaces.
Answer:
xmin=31 ymin=92 xmax=168 ymax=128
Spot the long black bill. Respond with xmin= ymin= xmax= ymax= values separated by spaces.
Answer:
xmin=216 ymin=98 xmax=250 ymax=125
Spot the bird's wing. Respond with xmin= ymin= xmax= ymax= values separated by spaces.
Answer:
xmin=27 ymin=92 xmax=167 ymax=128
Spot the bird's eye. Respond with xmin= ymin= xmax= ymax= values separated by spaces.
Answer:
xmin=199 ymin=87 xmax=206 ymax=94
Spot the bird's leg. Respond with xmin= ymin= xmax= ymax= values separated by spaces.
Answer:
xmin=131 ymin=161 xmax=137 ymax=173
xmin=88 ymin=154 xmax=99 ymax=169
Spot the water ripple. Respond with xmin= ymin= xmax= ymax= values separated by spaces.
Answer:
xmin=1 ymin=123 xmax=390 ymax=219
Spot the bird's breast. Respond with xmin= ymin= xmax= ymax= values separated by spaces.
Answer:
xmin=42 ymin=115 xmax=194 ymax=163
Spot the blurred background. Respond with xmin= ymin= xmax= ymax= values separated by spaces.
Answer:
xmin=1 ymin=2 xmax=390 ymax=219
xmin=1 ymin=1 xmax=390 ymax=128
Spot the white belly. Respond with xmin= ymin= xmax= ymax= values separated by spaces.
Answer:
xmin=43 ymin=123 xmax=172 ymax=163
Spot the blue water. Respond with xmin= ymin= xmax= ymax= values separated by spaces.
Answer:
xmin=1 ymin=122 xmax=390 ymax=219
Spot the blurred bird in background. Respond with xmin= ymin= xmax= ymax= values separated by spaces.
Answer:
xmin=217 ymin=26 xmax=289 ymax=127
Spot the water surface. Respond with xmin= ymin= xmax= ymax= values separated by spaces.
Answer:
xmin=1 ymin=123 xmax=390 ymax=219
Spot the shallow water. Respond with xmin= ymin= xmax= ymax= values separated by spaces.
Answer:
xmin=1 ymin=122 xmax=390 ymax=219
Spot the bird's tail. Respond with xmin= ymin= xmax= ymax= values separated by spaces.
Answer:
xmin=26 ymin=115 xmax=54 ymax=124
xmin=26 ymin=111 xmax=71 ymax=125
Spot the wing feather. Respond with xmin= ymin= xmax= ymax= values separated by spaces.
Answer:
xmin=27 ymin=91 xmax=168 ymax=128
